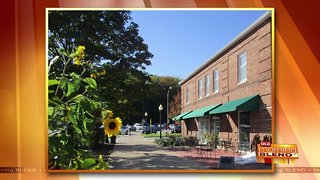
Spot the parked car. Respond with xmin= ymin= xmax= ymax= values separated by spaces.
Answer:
xmin=134 ymin=123 xmax=142 ymax=130
xmin=120 ymin=126 xmax=129 ymax=135
xmin=151 ymin=125 xmax=158 ymax=133
xmin=161 ymin=123 xmax=167 ymax=130
xmin=172 ymin=125 xmax=181 ymax=133
xmin=128 ymin=125 xmax=136 ymax=131
xmin=169 ymin=124 xmax=175 ymax=130
xmin=142 ymin=126 xmax=147 ymax=134
xmin=142 ymin=125 xmax=157 ymax=134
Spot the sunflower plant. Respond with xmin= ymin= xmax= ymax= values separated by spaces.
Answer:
xmin=48 ymin=45 xmax=110 ymax=170
xmin=102 ymin=112 xmax=122 ymax=137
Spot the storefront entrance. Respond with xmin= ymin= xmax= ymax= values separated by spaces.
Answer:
xmin=238 ymin=111 xmax=250 ymax=151
xmin=198 ymin=116 xmax=220 ymax=144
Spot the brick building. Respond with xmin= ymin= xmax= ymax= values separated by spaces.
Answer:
xmin=173 ymin=12 xmax=272 ymax=151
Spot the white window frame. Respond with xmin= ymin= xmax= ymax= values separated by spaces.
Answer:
xmin=213 ymin=70 xmax=219 ymax=94
xmin=198 ymin=79 xmax=202 ymax=99
xmin=238 ymin=52 xmax=247 ymax=84
xmin=205 ymin=75 xmax=210 ymax=97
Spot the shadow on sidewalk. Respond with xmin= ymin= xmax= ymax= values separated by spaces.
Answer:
xmin=111 ymin=143 xmax=162 ymax=152
xmin=108 ymin=152 xmax=207 ymax=170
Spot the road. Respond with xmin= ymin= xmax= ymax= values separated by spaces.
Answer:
xmin=108 ymin=131 xmax=209 ymax=170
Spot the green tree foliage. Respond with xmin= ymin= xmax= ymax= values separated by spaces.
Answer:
xmin=48 ymin=10 xmax=153 ymax=121
xmin=142 ymin=75 xmax=181 ymax=125
xmin=48 ymin=11 xmax=152 ymax=67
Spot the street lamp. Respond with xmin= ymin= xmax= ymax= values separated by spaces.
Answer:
xmin=158 ymin=104 xmax=163 ymax=138
xmin=167 ymin=86 xmax=172 ymax=132
xmin=145 ymin=112 xmax=150 ymax=134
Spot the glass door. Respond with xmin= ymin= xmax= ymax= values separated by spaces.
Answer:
xmin=239 ymin=112 xmax=250 ymax=151
xmin=198 ymin=118 xmax=210 ymax=144
xmin=210 ymin=117 xmax=220 ymax=139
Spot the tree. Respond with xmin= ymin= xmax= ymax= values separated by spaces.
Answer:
xmin=48 ymin=10 xmax=153 ymax=119
xmin=169 ymin=91 xmax=181 ymax=119
xmin=142 ymin=75 xmax=181 ymax=125
xmin=48 ymin=11 xmax=152 ymax=67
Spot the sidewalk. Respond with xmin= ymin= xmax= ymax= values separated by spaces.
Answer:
xmin=108 ymin=132 xmax=209 ymax=170
xmin=167 ymin=146 xmax=272 ymax=170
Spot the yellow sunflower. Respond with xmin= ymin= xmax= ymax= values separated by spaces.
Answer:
xmin=103 ymin=117 xmax=122 ymax=137
xmin=73 ymin=45 xmax=85 ymax=66
xmin=74 ymin=58 xmax=82 ymax=66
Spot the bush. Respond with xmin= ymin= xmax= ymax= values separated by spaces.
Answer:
xmin=183 ymin=136 xmax=198 ymax=147
xmin=154 ymin=134 xmax=184 ymax=147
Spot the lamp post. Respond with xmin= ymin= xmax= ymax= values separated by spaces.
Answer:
xmin=142 ymin=112 xmax=148 ymax=134
xmin=158 ymin=104 xmax=163 ymax=138
xmin=167 ymin=86 xmax=172 ymax=132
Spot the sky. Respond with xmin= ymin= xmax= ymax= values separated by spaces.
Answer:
xmin=130 ymin=10 xmax=267 ymax=80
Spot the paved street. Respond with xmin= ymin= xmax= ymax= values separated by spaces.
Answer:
xmin=108 ymin=131 xmax=209 ymax=170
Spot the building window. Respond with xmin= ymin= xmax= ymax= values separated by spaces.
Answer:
xmin=205 ymin=75 xmax=210 ymax=96
xmin=238 ymin=52 xmax=247 ymax=84
xmin=186 ymin=87 xmax=190 ymax=104
xmin=213 ymin=70 xmax=219 ymax=93
xmin=198 ymin=79 xmax=202 ymax=99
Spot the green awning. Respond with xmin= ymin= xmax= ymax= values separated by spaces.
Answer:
xmin=208 ymin=95 xmax=260 ymax=115
xmin=172 ymin=111 xmax=193 ymax=121
xmin=182 ymin=104 xmax=221 ymax=119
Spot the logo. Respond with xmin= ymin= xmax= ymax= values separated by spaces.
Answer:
xmin=256 ymin=142 xmax=299 ymax=164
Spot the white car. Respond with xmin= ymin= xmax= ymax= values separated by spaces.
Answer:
xmin=120 ymin=126 xmax=129 ymax=135
xmin=134 ymin=123 xmax=142 ymax=130
xmin=169 ymin=124 xmax=175 ymax=130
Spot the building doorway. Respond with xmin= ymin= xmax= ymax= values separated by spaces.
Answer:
xmin=238 ymin=111 xmax=250 ymax=151
xmin=198 ymin=117 xmax=210 ymax=144
xmin=198 ymin=116 xmax=220 ymax=144
xmin=210 ymin=116 xmax=220 ymax=138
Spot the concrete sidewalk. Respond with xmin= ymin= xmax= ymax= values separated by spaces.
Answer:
xmin=108 ymin=131 xmax=209 ymax=170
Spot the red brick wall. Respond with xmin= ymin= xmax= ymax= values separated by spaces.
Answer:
xmin=180 ymin=18 xmax=272 ymax=146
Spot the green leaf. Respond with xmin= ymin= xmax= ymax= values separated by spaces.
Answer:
xmin=48 ymin=90 xmax=55 ymax=93
xmin=48 ymin=79 xmax=60 ymax=86
xmin=73 ymin=125 xmax=82 ymax=135
xmin=82 ymin=78 xmax=97 ymax=89
xmin=52 ymin=96 xmax=63 ymax=103
xmin=72 ymin=95 xmax=95 ymax=113
xmin=59 ymin=75 xmax=81 ymax=97
xmin=66 ymin=82 xmax=76 ymax=97
xmin=61 ymin=51 xmax=68 ymax=57
xmin=85 ymin=86 xmax=99 ymax=99
xmin=59 ymin=77 xmax=68 ymax=95
xmin=81 ymin=158 xmax=96 ymax=169
xmin=69 ymin=52 xmax=76 ymax=59
xmin=70 ymin=72 xmax=80 ymax=79
xmin=72 ymin=94 xmax=86 ymax=102
xmin=82 ymin=118 xmax=93 ymax=132
xmin=71 ymin=160 xmax=79 ymax=170
xmin=98 ymin=154 xmax=104 ymax=163
xmin=88 ymin=99 xmax=100 ymax=110
xmin=67 ymin=111 xmax=76 ymax=125
xmin=48 ymin=107 xmax=54 ymax=116
xmin=49 ymin=98 xmax=61 ymax=106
